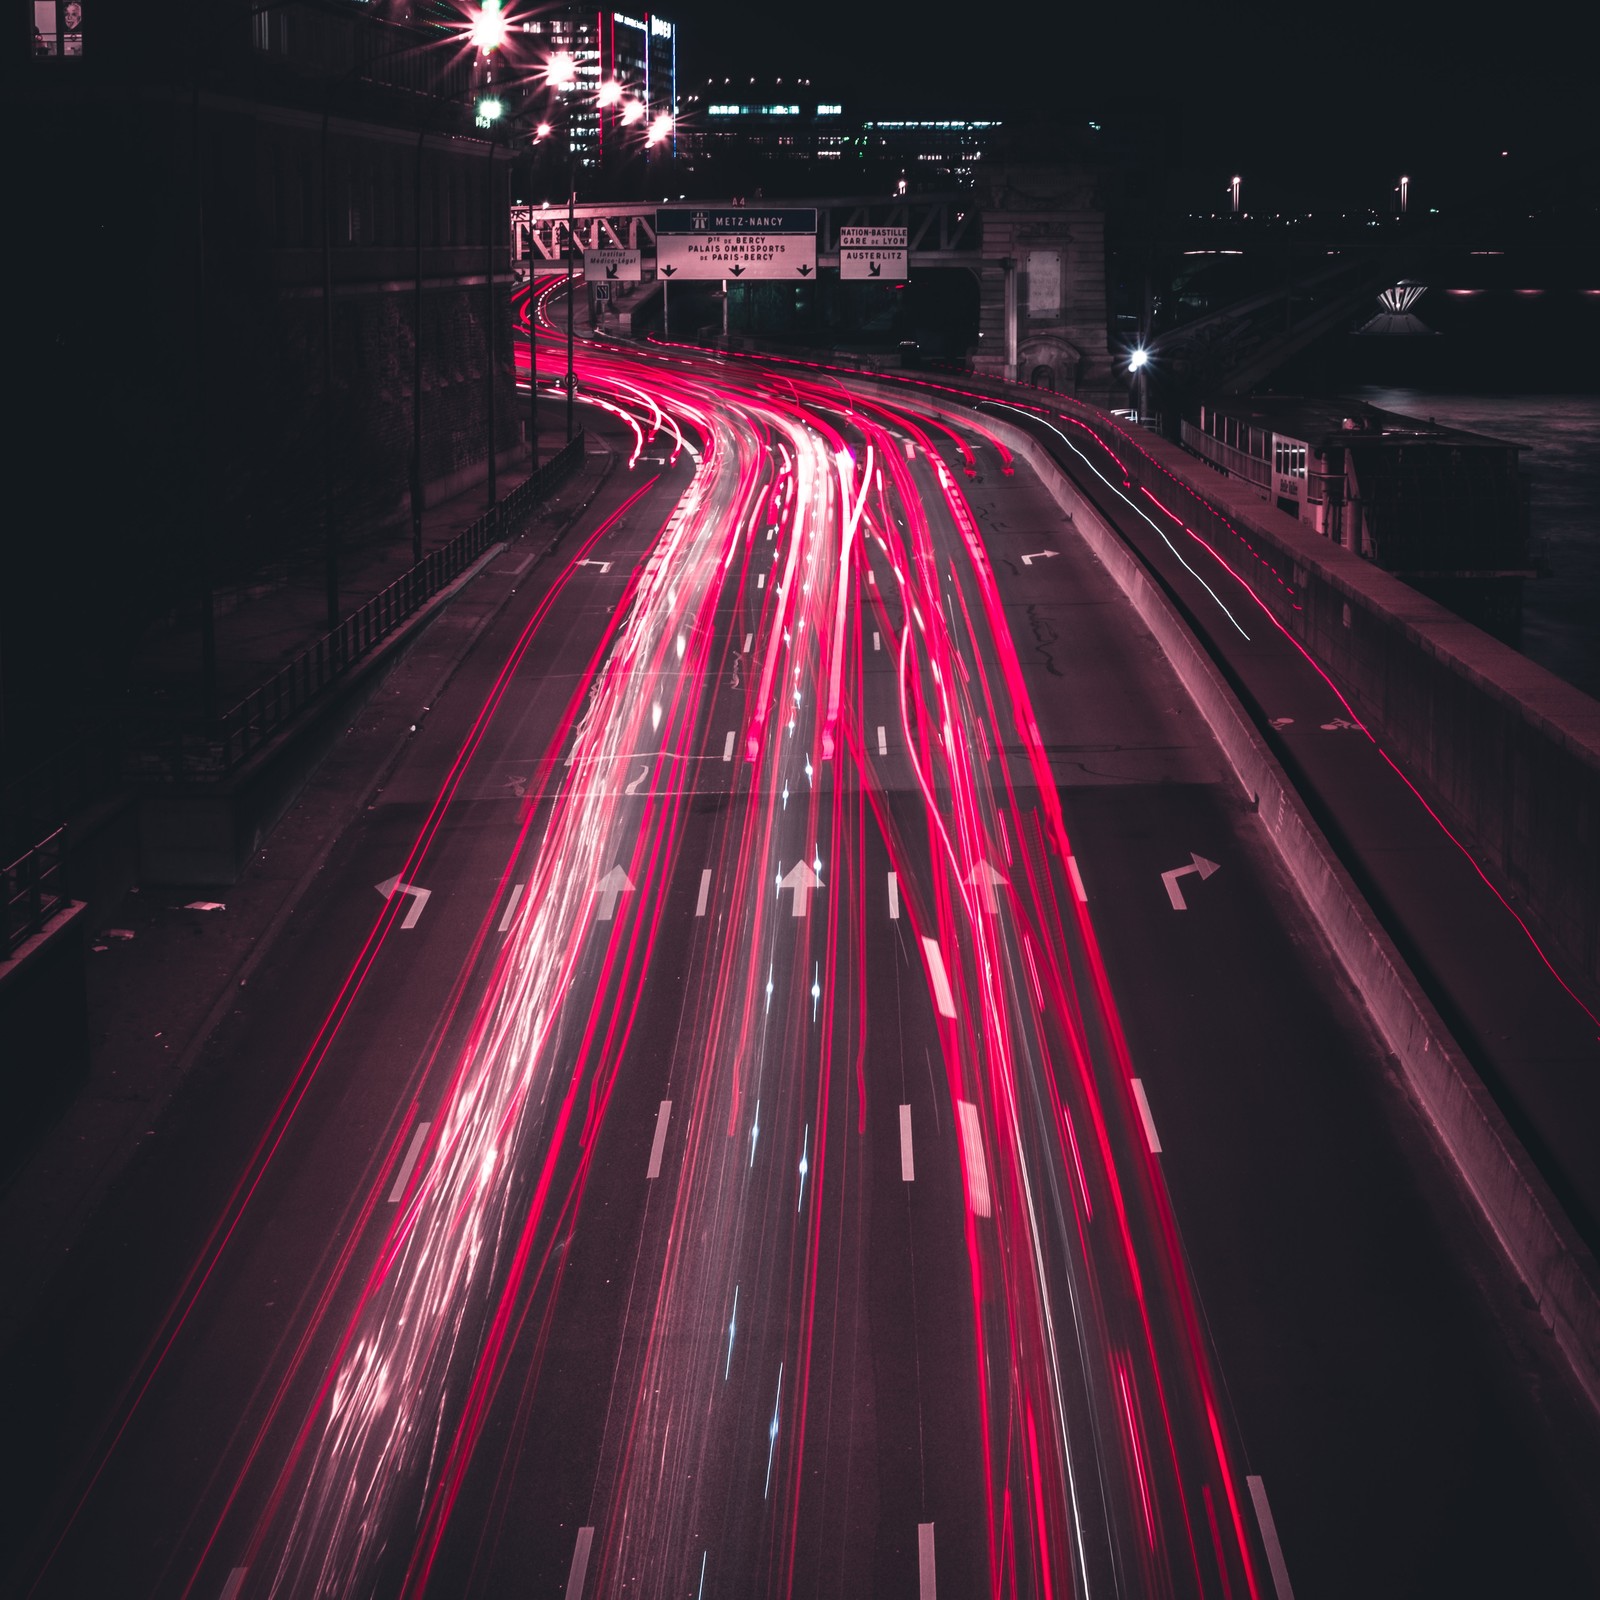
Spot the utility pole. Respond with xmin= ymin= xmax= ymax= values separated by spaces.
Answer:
xmin=411 ymin=126 xmax=426 ymax=563
xmin=484 ymin=124 xmax=498 ymax=508
xmin=565 ymin=164 xmax=576 ymax=442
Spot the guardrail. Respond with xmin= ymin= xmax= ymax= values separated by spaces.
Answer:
xmin=127 ymin=433 xmax=585 ymax=782
xmin=2 ymin=730 xmax=123 ymax=859
xmin=2 ymin=827 xmax=68 ymax=960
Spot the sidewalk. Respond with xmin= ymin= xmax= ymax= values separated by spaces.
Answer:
xmin=0 ymin=424 xmax=619 ymax=1353
xmin=128 ymin=439 xmax=577 ymax=723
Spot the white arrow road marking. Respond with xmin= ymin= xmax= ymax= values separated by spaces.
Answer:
xmin=498 ymin=883 xmax=524 ymax=933
xmin=1320 ymin=718 xmax=1360 ymax=731
xmin=375 ymin=875 xmax=432 ymax=929
xmin=899 ymin=1104 xmax=915 ymax=1182
xmin=1019 ymin=550 xmax=1059 ymax=566
xmin=1066 ymin=856 xmax=1088 ymax=904
xmin=777 ymin=860 xmax=823 ymax=917
xmin=887 ymin=871 xmax=900 ymax=921
xmin=219 ymin=1570 xmax=248 ymax=1600
xmin=722 ymin=730 xmax=736 ymax=761
xmin=389 ymin=1121 xmax=432 ymax=1202
xmin=577 ymin=559 xmax=612 ymax=574
xmin=1269 ymin=716 xmax=1294 ymax=729
xmin=1248 ymin=1477 xmax=1297 ymax=1600
xmin=1131 ymin=1079 xmax=1162 ymax=1153
xmin=877 ymin=725 xmax=888 ymax=756
xmin=646 ymin=1100 xmax=672 ymax=1179
xmin=1161 ymin=852 xmax=1220 ymax=910
xmin=696 ymin=868 xmax=712 ymax=917
xmin=922 ymin=936 xmax=957 ymax=1018
xmin=564 ymin=1527 xmax=595 ymax=1600
xmin=955 ymin=1101 xmax=992 ymax=1217
xmin=918 ymin=1523 xmax=937 ymax=1599
xmin=967 ymin=859 xmax=1008 ymax=913
xmin=594 ymin=865 xmax=635 ymax=921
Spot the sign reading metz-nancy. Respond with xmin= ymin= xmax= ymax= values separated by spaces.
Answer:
xmin=655 ymin=207 xmax=818 ymax=281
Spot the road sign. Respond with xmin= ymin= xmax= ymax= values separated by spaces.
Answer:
xmin=593 ymin=283 xmax=612 ymax=303
xmin=584 ymin=248 xmax=641 ymax=283
xmin=839 ymin=225 xmax=908 ymax=282
xmin=655 ymin=207 xmax=818 ymax=281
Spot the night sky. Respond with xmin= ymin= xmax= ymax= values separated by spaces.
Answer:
xmin=664 ymin=0 xmax=1591 ymax=207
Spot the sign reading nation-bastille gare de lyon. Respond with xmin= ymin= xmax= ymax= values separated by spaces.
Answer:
xmin=654 ymin=207 xmax=818 ymax=281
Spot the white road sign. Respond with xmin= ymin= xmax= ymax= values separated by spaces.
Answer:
xmin=584 ymin=248 xmax=642 ymax=283
xmin=655 ymin=207 xmax=818 ymax=281
xmin=839 ymin=226 xmax=908 ymax=281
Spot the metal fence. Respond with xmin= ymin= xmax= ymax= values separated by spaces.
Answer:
xmin=2 ymin=826 xmax=68 ymax=960
xmin=129 ymin=433 xmax=586 ymax=781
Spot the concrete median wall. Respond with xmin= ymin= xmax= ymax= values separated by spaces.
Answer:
xmin=1117 ymin=428 xmax=1600 ymax=995
xmin=984 ymin=412 xmax=1600 ymax=1412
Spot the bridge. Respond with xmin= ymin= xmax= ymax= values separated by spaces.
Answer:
xmin=510 ymin=174 xmax=1116 ymax=398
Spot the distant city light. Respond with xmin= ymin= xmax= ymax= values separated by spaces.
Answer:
xmin=598 ymin=79 xmax=624 ymax=107
xmin=645 ymin=112 xmax=674 ymax=146
xmin=535 ymin=121 xmax=553 ymax=140
xmin=469 ymin=0 xmax=508 ymax=53
xmin=621 ymin=99 xmax=646 ymax=125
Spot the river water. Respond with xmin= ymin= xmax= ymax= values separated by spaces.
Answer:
xmin=1354 ymin=388 xmax=1600 ymax=702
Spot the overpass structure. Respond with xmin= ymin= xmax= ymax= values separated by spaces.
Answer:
xmin=510 ymin=175 xmax=1116 ymax=398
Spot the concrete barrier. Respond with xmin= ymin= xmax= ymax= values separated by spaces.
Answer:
xmin=984 ymin=411 xmax=1600 ymax=1412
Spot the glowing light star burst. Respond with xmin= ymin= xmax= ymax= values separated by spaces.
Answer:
xmin=621 ymin=99 xmax=646 ymax=126
xmin=468 ymin=0 xmax=507 ymax=52
xmin=598 ymin=79 xmax=624 ymax=107
xmin=645 ymin=112 xmax=673 ymax=146
xmin=546 ymin=50 xmax=577 ymax=91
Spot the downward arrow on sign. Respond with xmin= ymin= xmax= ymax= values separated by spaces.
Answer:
xmin=594 ymin=865 xmax=635 ymax=921
xmin=376 ymin=875 xmax=432 ymax=929
xmin=1161 ymin=853 xmax=1220 ymax=911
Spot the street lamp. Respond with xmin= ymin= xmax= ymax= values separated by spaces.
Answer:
xmin=1128 ymin=346 xmax=1150 ymax=422
xmin=468 ymin=0 xmax=508 ymax=54
xmin=477 ymin=93 xmax=505 ymax=504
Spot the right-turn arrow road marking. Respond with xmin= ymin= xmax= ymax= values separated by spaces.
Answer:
xmin=1161 ymin=853 xmax=1220 ymax=911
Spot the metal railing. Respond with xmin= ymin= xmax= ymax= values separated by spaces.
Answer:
xmin=1180 ymin=422 xmax=1272 ymax=490
xmin=3 ymin=827 xmax=68 ymax=960
xmin=128 ymin=432 xmax=586 ymax=781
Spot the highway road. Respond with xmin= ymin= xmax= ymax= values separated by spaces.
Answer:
xmin=3 ymin=283 xmax=1595 ymax=1599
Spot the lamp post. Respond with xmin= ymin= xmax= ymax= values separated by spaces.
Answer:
xmin=477 ymin=93 xmax=506 ymax=505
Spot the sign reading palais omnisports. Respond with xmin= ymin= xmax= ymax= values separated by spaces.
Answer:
xmin=655 ymin=207 xmax=818 ymax=281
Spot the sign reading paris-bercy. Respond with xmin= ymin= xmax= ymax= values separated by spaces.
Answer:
xmin=655 ymin=207 xmax=819 ymax=281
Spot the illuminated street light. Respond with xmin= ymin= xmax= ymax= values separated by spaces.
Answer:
xmin=598 ymin=79 xmax=624 ymax=107
xmin=475 ymin=96 xmax=504 ymax=127
xmin=547 ymin=50 xmax=577 ymax=91
xmin=620 ymin=99 xmax=646 ymax=126
xmin=535 ymin=121 xmax=553 ymax=140
xmin=1128 ymin=347 xmax=1149 ymax=372
xmin=468 ymin=0 xmax=508 ymax=53
xmin=645 ymin=112 xmax=673 ymax=146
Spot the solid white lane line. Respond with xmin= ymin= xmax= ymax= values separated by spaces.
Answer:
xmin=922 ymin=936 xmax=957 ymax=1019
xmin=887 ymin=871 xmax=900 ymax=921
xmin=955 ymin=1100 xmax=992 ymax=1217
xmin=219 ymin=1571 xmax=248 ymax=1600
xmin=903 ymin=438 xmax=916 ymax=462
xmin=1067 ymin=855 xmax=1088 ymax=904
xmin=1247 ymin=1476 xmax=1297 ymax=1600
xmin=1131 ymin=1079 xmax=1162 ymax=1154
xmin=647 ymin=1100 xmax=673 ymax=1180
xmin=917 ymin=1523 xmax=936 ymax=1599
xmin=758 ymin=572 xmax=766 ymax=588
xmin=498 ymin=882 xmax=524 ymax=933
xmin=722 ymin=730 xmax=736 ymax=761
xmin=899 ymin=1104 xmax=915 ymax=1182
xmin=873 ymin=630 xmax=881 ymax=652
xmin=868 ymin=568 xmax=877 ymax=586
xmin=564 ymin=1527 xmax=596 ymax=1600
xmin=877 ymin=725 xmax=888 ymax=756
xmin=743 ymin=632 xmax=753 ymax=652
xmin=388 ymin=1121 xmax=432 ymax=1203
xmin=696 ymin=868 xmax=712 ymax=917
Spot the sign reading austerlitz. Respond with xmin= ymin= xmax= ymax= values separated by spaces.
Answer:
xmin=583 ymin=248 xmax=642 ymax=283
xmin=838 ymin=225 xmax=909 ymax=281
xmin=655 ymin=207 xmax=818 ymax=281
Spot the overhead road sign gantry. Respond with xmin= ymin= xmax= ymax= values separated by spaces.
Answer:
xmin=655 ymin=206 xmax=818 ymax=281
xmin=839 ymin=225 xmax=908 ymax=281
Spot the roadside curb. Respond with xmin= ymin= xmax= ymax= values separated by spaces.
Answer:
xmin=985 ymin=410 xmax=1600 ymax=1412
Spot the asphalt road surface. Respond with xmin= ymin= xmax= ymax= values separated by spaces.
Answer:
xmin=3 ymin=297 xmax=1595 ymax=1600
